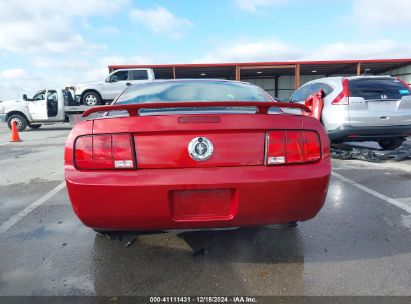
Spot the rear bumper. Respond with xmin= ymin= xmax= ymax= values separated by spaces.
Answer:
xmin=0 ymin=113 xmax=6 ymax=124
xmin=65 ymin=162 xmax=330 ymax=231
xmin=328 ymin=124 xmax=411 ymax=141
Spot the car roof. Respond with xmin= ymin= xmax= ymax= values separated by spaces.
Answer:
xmin=345 ymin=75 xmax=392 ymax=80
xmin=138 ymin=78 xmax=253 ymax=85
xmin=117 ymin=78 xmax=275 ymax=103
xmin=115 ymin=67 xmax=151 ymax=71
xmin=303 ymin=75 xmax=394 ymax=86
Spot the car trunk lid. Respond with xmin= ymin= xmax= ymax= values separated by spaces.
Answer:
xmin=134 ymin=130 xmax=266 ymax=168
xmin=91 ymin=112 xmax=305 ymax=169
xmin=86 ymin=101 xmax=313 ymax=169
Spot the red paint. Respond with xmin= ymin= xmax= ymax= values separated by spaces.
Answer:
xmin=331 ymin=78 xmax=350 ymax=105
xmin=396 ymin=77 xmax=411 ymax=90
xmin=65 ymin=103 xmax=331 ymax=231
xmin=82 ymin=101 xmax=311 ymax=118
xmin=135 ymin=132 xmax=265 ymax=169
xmin=304 ymin=90 xmax=324 ymax=121
xmin=171 ymin=189 xmax=235 ymax=221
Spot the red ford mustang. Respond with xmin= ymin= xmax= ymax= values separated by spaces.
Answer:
xmin=65 ymin=79 xmax=330 ymax=232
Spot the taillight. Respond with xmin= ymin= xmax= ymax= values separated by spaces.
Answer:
xmin=331 ymin=78 xmax=350 ymax=105
xmin=396 ymin=77 xmax=411 ymax=90
xmin=74 ymin=134 xmax=135 ymax=170
xmin=265 ymin=130 xmax=321 ymax=165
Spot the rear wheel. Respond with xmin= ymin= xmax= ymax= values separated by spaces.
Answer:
xmin=83 ymin=92 xmax=101 ymax=106
xmin=29 ymin=124 xmax=42 ymax=129
xmin=7 ymin=114 xmax=28 ymax=132
xmin=378 ymin=138 xmax=404 ymax=150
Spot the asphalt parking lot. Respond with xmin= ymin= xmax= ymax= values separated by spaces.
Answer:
xmin=0 ymin=123 xmax=411 ymax=296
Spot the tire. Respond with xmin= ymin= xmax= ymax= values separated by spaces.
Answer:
xmin=83 ymin=91 xmax=101 ymax=106
xmin=7 ymin=114 xmax=28 ymax=132
xmin=378 ymin=138 xmax=404 ymax=150
xmin=29 ymin=124 xmax=42 ymax=129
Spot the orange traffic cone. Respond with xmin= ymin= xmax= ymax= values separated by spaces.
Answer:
xmin=10 ymin=120 xmax=22 ymax=142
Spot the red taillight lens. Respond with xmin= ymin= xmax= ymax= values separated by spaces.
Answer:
xmin=303 ymin=131 xmax=321 ymax=162
xmin=74 ymin=134 xmax=135 ymax=170
xmin=285 ymin=131 xmax=305 ymax=163
xmin=93 ymin=135 xmax=113 ymax=169
xmin=331 ymin=78 xmax=350 ymax=105
xmin=265 ymin=131 xmax=286 ymax=164
xmin=265 ymin=130 xmax=321 ymax=165
xmin=74 ymin=136 xmax=93 ymax=169
xmin=396 ymin=77 xmax=411 ymax=90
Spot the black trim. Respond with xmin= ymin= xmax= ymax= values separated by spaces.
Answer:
xmin=328 ymin=125 xmax=411 ymax=142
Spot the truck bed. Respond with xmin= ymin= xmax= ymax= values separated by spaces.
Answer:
xmin=64 ymin=105 xmax=94 ymax=114
xmin=65 ymin=105 xmax=110 ymax=125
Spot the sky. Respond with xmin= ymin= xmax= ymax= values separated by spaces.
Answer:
xmin=1 ymin=0 xmax=411 ymax=100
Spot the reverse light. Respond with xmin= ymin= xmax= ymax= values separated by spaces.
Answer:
xmin=265 ymin=130 xmax=321 ymax=165
xmin=331 ymin=78 xmax=350 ymax=105
xmin=74 ymin=134 xmax=135 ymax=170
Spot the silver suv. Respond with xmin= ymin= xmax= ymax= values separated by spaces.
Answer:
xmin=290 ymin=76 xmax=411 ymax=150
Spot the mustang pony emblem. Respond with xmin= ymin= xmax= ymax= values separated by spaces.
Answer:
xmin=188 ymin=137 xmax=214 ymax=161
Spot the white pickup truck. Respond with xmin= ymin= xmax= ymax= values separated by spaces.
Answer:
xmin=0 ymin=89 xmax=93 ymax=131
xmin=0 ymin=68 xmax=156 ymax=131
xmin=74 ymin=67 xmax=155 ymax=105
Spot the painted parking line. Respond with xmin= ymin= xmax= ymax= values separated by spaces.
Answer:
xmin=332 ymin=171 xmax=411 ymax=214
xmin=0 ymin=181 xmax=66 ymax=234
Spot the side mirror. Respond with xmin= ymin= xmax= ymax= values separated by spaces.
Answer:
xmin=105 ymin=77 xmax=111 ymax=83
xmin=22 ymin=94 xmax=27 ymax=101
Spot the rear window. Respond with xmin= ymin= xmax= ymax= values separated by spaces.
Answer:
xmin=309 ymin=83 xmax=333 ymax=96
xmin=349 ymin=78 xmax=411 ymax=100
xmin=116 ymin=80 xmax=272 ymax=104
xmin=290 ymin=84 xmax=309 ymax=102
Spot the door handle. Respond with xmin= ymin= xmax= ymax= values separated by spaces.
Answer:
xmin=126 ymin=82 xmax=132 ymax=86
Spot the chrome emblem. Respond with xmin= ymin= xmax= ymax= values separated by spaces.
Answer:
xmin=188 ymin=137 xmax=214 ymax=161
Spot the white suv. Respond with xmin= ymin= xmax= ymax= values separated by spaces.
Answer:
xmin=290 ymin=76 xmax=411 ymax=150
xmin=74 ymin=68 xmax=155 ymax=106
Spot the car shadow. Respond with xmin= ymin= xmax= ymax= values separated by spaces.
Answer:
xmin=92 ymin=227 xmax=305 ymax=295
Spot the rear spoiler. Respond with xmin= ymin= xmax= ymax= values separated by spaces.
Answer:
xmin=82 ymin=101 xmax=310 ymax=118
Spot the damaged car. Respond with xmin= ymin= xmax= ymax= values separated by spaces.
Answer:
xmin=65 ymin=79 xmax=331 ymax=232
